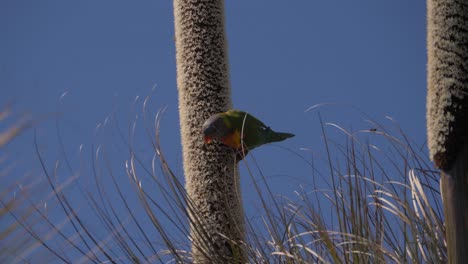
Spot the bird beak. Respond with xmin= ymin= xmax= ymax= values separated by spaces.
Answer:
xmin=204 ymin=136 xmax=212 ymax=144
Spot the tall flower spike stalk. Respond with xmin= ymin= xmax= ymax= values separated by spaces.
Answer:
xmin=427 ymin=0 xmax=468 ymax=263
xmin=173 ymin=0 xmax=245 ymax=262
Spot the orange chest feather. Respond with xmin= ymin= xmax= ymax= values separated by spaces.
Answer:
xmin=221 ymin=130 xmax=242 ymax=149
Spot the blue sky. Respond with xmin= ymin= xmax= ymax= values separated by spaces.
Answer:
xmin=1 ymin=0 xmax=427 ymax=261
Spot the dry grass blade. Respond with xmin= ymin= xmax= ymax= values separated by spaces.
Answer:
xmin=1 ymin=101 xmax=446 ymax=263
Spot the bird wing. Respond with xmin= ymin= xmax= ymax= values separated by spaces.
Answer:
xmin=224 ymin=110 xmax=269 ymax=149
xmin=225 ymin=110 xmax=267 ymax=131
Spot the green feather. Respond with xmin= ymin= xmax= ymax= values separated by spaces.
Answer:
xmin=221 ymin=109 xmax=294 ymax=150
xmin=264 ymin=129 xmax=295 ymax=144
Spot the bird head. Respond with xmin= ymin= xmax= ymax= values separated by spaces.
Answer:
xmin=202 ymin=113 xmax=229 ymax=144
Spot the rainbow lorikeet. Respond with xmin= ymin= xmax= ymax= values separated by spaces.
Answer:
xmin=202 ymin=109 xmax=294 ymax=159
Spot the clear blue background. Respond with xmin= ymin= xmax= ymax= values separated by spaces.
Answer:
xmin=1 ymin=0 xmax=427 ymax=260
